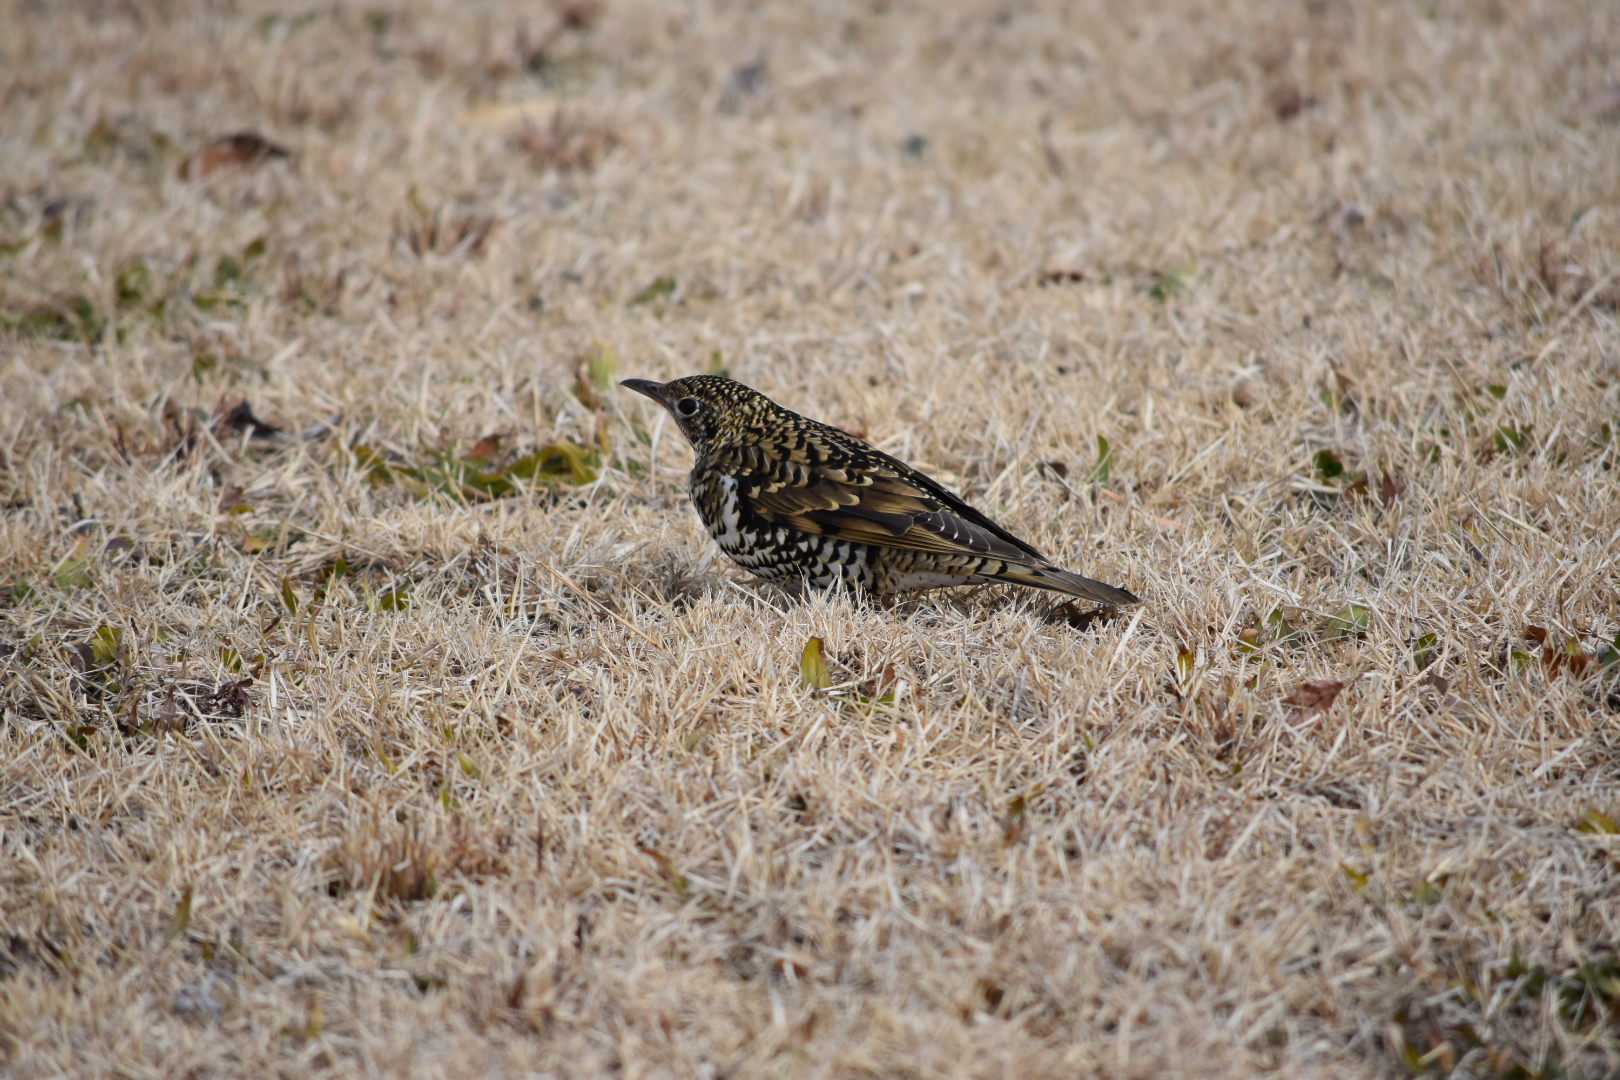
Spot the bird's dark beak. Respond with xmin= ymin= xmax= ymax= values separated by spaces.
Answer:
xmin=619 ymin=378 xmax=668 ymax=405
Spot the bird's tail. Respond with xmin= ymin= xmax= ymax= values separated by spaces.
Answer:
xmin=990 ymin=562 xmax=1140 ymax=606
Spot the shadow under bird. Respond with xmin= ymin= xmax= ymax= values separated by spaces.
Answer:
xmin=621 ymin=376 xmax=1139 ymax=607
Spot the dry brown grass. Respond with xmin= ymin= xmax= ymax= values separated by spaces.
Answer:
xmin=3 ymin=1 xmax=1620 ymax=1076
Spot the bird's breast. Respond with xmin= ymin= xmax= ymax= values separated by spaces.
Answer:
xmin=707 ymin=474 xmax=745 ymax=551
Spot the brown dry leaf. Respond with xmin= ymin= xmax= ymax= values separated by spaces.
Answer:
xmin=467 ymin=433 xmax=505 ymax=462
xmin=554 ymin=0 xmax=603 ymax=32
xmin=217 ymin=485 xmax=248 ymax=514
xmin=213 ymin=398 xmax=281 ymax=440
xmin=1523 ymin=627 xmax=1600 ymax=681
xmin=1284 ymin=679 xmax=1345 ymax=719
xmin=179 ymin=132 xmax=290 ymax=180
xmin=241 ymin=529 xmax=281 ymax=555
xmin=1378 ymin=471 xmax=1406 ymax=506
xmin=1002 ymin=794 xmax=1028 ymax=846
xmin=1269 ymin=83 xmax=1318 ymax=122
xmin=210 ymin=677 xmax=254 ymax=719
xmin=856 ymin=663 xmax=899 ymax=704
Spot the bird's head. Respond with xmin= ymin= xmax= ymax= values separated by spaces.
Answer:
xmin=619 ymin=375 xmax=766 ymax=451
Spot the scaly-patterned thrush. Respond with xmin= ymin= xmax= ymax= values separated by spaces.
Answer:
xmin=621 ymin=375 xmax=1138 ymax=606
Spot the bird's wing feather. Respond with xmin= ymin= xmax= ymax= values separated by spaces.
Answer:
xmin=747 ymin=457 xmax=1047 ymax=563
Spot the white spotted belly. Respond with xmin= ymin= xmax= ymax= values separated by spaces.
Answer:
xmin=697 ymin=475 xmax=877 ymax=589
xmin=710 ymin=475 xmax=744 ymax=550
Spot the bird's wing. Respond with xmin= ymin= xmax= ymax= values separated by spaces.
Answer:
xmin=746 ymin=460 xmax=1048 ymax=563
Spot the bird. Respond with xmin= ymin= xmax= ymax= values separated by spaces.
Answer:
xmin=620 ymin=375 xmax=1139 ymax=607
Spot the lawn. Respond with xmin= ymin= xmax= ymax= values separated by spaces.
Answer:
xmin=2 ymin=1 xmax=1618 ymax=1075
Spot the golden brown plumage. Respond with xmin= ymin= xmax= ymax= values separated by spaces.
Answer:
xmin=621 ymin=375 xmax=1139 ymax=606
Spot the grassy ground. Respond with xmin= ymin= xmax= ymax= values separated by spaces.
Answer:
xmin=3 ymin=0 xmax=1619 ymax=1075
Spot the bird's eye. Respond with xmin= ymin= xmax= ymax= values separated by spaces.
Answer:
xmin=675 ymin=397 xmax=700 ymax=418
